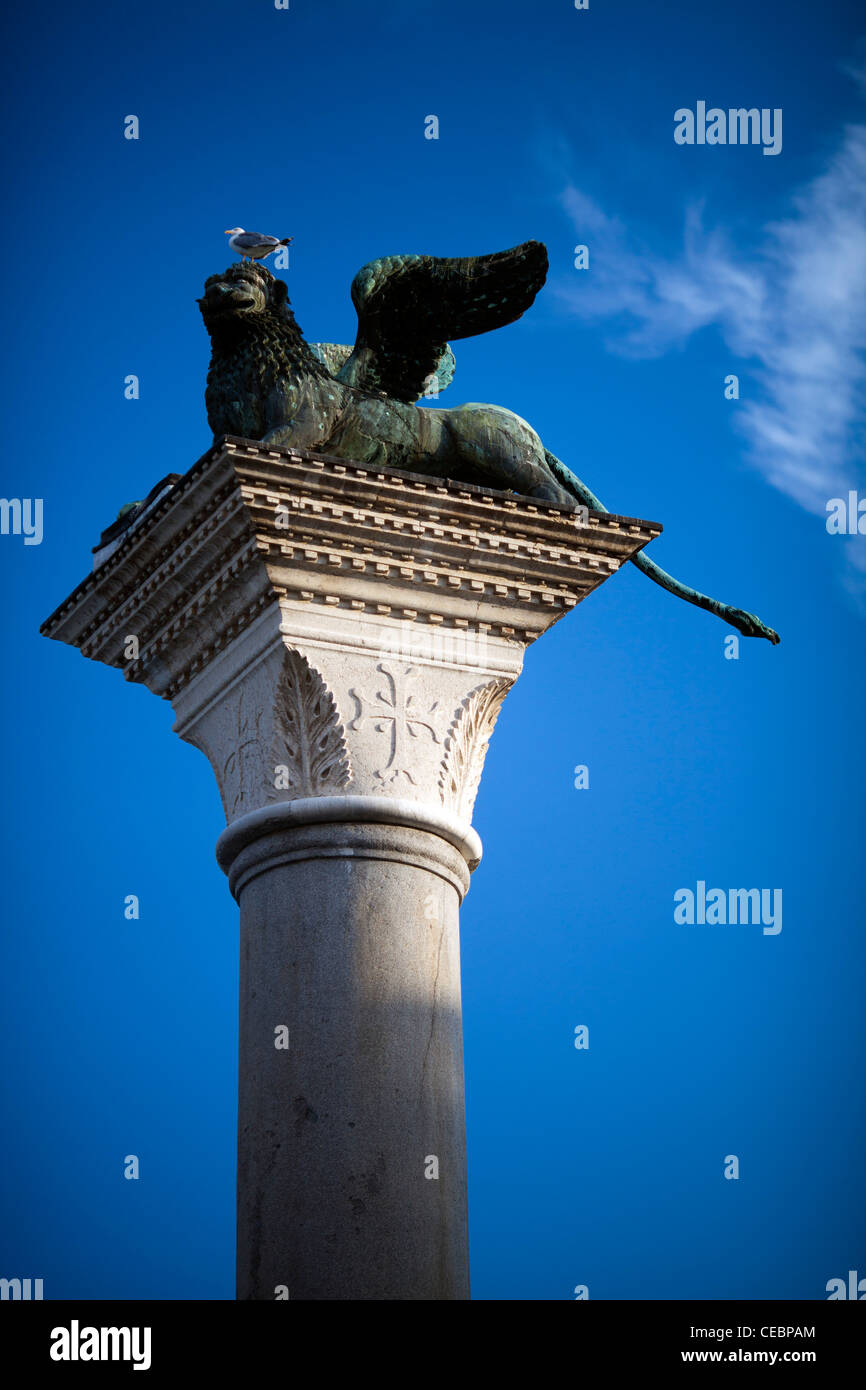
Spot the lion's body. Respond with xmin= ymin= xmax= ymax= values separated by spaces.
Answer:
xmin=197 ymin=259 xmax=779 ymax=642
xmin=202 ymin=270 xmax=571 ymax=503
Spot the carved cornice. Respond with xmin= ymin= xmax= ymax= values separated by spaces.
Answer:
xmin=41 ymin=438 xmax=661 ymax=704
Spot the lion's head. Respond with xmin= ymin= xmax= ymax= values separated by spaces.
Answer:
xmin=199 ymin=263 xmax=331 ymax=441
xmin=197 ymin=262 xmax=290 ymax=331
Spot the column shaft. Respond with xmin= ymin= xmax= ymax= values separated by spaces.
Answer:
xmin=221 ymin=806 xmax=474 ymax=1300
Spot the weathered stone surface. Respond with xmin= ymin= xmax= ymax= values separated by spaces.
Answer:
xmin=222 ymin=802 xmax=474 ymax=1300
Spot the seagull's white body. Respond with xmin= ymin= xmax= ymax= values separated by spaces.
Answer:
xmin=225 ymin=227 xmax=293 ymax=262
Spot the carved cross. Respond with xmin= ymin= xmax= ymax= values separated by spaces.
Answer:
xmin=350 ymin=664 xmax=441 ymax=785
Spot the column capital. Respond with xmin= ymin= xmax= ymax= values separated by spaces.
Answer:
xmin=41 ymin=438 xmax=660 ymax=836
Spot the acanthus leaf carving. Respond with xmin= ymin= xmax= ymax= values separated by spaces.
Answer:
xmin=272 ymin=648 xmax=353 ymax=799
xmin=438 ymin=677 xmax=512 ymax=819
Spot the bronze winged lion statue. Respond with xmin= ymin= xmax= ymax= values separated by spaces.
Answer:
xmin=198 ymin=240 xmax=779 ymax=643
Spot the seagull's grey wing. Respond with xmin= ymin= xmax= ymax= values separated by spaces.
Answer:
xmin=234 ymin=232 xmax=279 ymax=249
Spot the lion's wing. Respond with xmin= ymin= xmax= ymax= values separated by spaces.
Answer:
xmin=336 ymin=241 xmax=548 ymax=403
xmin=310 ymin=343 xmax=354 ymax=377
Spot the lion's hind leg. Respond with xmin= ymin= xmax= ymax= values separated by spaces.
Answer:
xmin=447 ymin=404 xmax=574 ymax=505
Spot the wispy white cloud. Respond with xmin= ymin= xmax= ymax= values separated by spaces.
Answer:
xmin=841 ymin=44 xmax=866 ymax=96
xmin=554 ymin=125 xmax=866 ymax=530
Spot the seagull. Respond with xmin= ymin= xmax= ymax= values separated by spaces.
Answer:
xmin=225 ymin=228 xmax=293 ymax=262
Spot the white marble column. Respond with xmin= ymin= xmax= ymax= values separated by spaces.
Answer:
xmin=42 ymin=437 xmax=660 ymax=1300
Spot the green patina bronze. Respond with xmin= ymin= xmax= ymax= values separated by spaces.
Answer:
xmin=197 ymin=241 xmax=779 ymax=643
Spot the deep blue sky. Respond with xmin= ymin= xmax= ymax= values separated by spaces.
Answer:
xmin=2 ymin=0 xmax=864 ymax=1300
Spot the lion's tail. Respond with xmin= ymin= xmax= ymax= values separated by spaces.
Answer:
xmin=542 ymin=450 xmax=779 ymax=643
